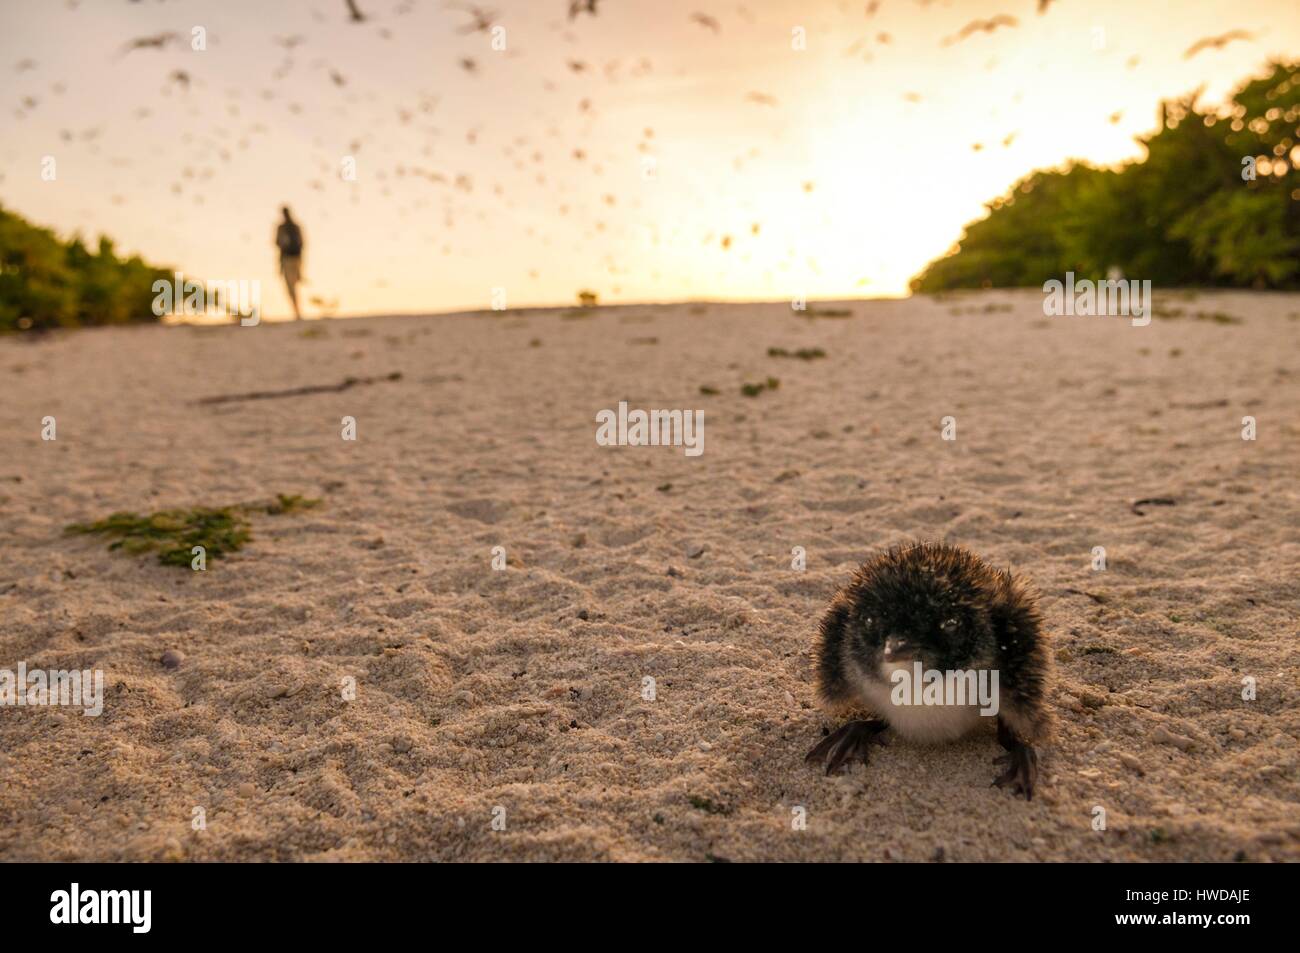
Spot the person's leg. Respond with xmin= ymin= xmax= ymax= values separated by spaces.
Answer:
xmin=287 ymin=277 xmax=301 ymax=320
xmin=282 ymin=257 xmax=302 ymax=319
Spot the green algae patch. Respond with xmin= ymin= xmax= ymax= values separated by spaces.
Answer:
xmin=66 ymin=495 xmax=321 ymax=567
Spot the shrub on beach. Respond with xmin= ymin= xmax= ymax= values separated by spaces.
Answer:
xmin=912 ymin=61 xmax=1300 ymax=292
xmin=0 ymin=203 xmax=174 ymax=332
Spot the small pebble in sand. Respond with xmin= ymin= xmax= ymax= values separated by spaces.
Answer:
xmin=271 ymin=680 xmax=306 ymax=699
xmin=1118 ymin=753 xmax=1145 ymax=775
xmin=237 ymin=782 xmax=256 ymax=798
xmin=1152 ymin=726 xmax=1195 ymax=751
xmin=161 ymin=648 xmax=184 ymax=670
xmin=666 ymin=565 xmax=684 ymax=577
xmin=577 ymin=609 xmax=590 ymax=621
xmin=686 ymin=542 xmax=705 ymax=559
xmin=1078 ymin=690 xmax=1106 ymax=709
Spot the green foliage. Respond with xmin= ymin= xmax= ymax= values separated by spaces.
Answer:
xmin=67 ymin=496 xmax=321 ymax=566
xmin=768 ymin=346 xmax=827 ymax=360
xmin=67 ymin=507 xmax=252 ymax=566
xmin=0 ymin=203 xmax=175 ymax=332
xmin=913 ymin=62 xmax=1300 ymax=292
xmin=263 ymin=493 xmax=322 ymax=515
xmin=1171 ymin=189 xmax=1299 ymax=286
xmin=741 ymin=377 xmax=780 ymax=396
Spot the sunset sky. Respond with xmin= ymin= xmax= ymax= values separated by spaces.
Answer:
xmin=2 ymin=0 xmax=1298 ymax=318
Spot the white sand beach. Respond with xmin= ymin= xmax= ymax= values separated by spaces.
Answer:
xmin=1 ymin=290 xmax=1297 ymax=862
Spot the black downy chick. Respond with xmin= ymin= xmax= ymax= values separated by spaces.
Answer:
xmin=807 ymin=541 xmax=1051 ymax=798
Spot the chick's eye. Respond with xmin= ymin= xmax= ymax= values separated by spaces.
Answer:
xmin=941 ymin=617 xmax=959 ymax=631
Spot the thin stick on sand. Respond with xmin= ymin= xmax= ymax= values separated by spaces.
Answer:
xmin=1130 ymin=497 xmax=1177 ymax=516
xmin=194 ymin=372 xmax=402 ymax=405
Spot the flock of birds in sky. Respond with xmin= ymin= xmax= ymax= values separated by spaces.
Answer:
xmin=4 ymin=0 xmax=1265 ymax=304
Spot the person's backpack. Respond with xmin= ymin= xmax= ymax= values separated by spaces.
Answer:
xmin=278 ymin=222 xmax=303 ymax=256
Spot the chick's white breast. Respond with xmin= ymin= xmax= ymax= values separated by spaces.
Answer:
xmin=857 ymin=669 xmax=986 ymax=744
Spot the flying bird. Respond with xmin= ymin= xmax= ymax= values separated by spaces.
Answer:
xmin=844 ymin=37 xmax=873 ymax=61
xmin=944 ymin=15 xmax=1018 ymax=45
xmin=1183 ymin=30 xmax=1253 ymax=59
xmin=449 ymin=4 xmax=498 ymax=34
xmin=120 ymin=32 xmax=182 ymax=55
xmin=344 ymin=0 xmax=368 ymax=23
xmin=690 ymin=12 xmax=720 ymax=33
xmin=568 ymin=0 xmax=599 ymax=18
xmin=1037 ymin=0 xmax=1055 ymax=13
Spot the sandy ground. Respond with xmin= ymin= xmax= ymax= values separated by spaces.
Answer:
xmin=1 ymin=289 xmax=1298 ymax=862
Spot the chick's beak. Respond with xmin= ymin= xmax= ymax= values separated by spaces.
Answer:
xmin=882 ymin=638 xmax=914 ymax=663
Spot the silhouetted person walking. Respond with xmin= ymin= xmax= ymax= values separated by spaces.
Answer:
xmin=275 ymin=206 xmax=304 ymax=320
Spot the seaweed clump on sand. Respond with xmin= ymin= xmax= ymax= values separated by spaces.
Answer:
xmin=741 ymin=377 xmax=780 ymax=397
xmin=768 ymin=346 xmax=826 ymax=360
xmin=66 ymin=494 xmax=320 ymax=566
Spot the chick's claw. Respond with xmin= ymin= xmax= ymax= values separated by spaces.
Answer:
xmin=992 ymin=742 xmax=1038 ymax=800
xmin=805 ymin=719 xmax=888 ymax=775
